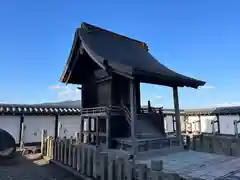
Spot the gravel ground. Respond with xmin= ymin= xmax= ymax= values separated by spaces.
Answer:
xmin=0 ymin=153 xmax=81 ymax=180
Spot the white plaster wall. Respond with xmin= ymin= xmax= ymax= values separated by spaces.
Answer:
xmin=219 ymin=115 xmax=239 ymax=135
xmin=58 ymin=115 xmax=81 ymax=138
xmin=0 ymin=116 xmax=20 ymax=143
xmin=164 ymin=115 xmax=173 ymax=133
xmin=24 ymin=116 xmax=55 ymax=143
xmin=188 ymin=116 xmax=200 ymax=132
xmin=200 ymin=115 xmax=218 ymax=133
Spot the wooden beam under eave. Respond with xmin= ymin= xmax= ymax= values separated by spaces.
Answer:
xmin=59 ymin=64 xmax=69 ymax=83
xmin=65 ymin=49 xmax=81 ymax=84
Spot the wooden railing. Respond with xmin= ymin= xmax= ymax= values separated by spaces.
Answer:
xmin=120 ymin=104 xmax=131 ymax=125
xmin=140 ymin=107 xmax=163 ymax=114
xmin=116 ymin=137 xmax=180 ymax=152
xmin=42 ymin=134 xmax=185 ymax=180
xmin=81 ymin=106 xmax=109 ymax=115
xmin=80 ymin=106 xmax=126 ymax=116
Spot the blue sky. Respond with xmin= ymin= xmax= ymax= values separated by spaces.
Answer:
xmin=0 ymin=0 xmax=240 ymax=108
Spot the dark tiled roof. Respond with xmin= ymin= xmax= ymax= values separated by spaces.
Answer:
xmin=0 ymin=104 xmax=81 ymax=115
xmin=1 ymin=101 xmax=239 ymax=116
xmin=184 ymin=106 xmax=240 ymax=115
xmin=60 ymin=22 xmax=205 ymax=88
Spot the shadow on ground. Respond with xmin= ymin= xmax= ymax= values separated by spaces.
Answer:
xmin=0 ymin=152 xmax=80 ymax=180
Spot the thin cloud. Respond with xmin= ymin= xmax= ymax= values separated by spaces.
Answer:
xmin=48 ymin=84 xmax=80 ymax=101
xmin=155 ymin=95 xmax=162 ymax=99
xmin=48 ymin=85 xmax=61 ymax=89
xmin=199 ymin=85 xmax=215 ymax=89
xmin=215 ymin=102 xmax=240 ymax=107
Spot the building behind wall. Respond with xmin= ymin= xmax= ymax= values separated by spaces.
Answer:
xmin=0 ymin=103 xmax=81 ymax=147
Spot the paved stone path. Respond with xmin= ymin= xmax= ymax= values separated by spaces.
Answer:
xmin=0 ymin=153 xmax=80 ymax=180
xmin=136 ymin=150 xmax=240 ymax=180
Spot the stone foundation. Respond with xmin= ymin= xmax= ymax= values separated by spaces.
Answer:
xmin=189 ymin=133 xmax=240 ymax=156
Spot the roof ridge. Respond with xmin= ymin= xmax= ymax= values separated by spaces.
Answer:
xmin=81 ymin=22 xmax=149 ymax=51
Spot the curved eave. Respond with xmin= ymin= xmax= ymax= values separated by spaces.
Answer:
xmin=60 ymin=22 xmax=206 ymax=88
xmin=133 ymin=69 xmax=206 ymax=88
xmin=60 ymin=30 xmax=80 ymax=83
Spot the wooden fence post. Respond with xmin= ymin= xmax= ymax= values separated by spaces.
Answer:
xmin=40 ymin=129 xmax=47 ymax=155
xmin=49 ymin=136 xmax=53 ymax=158
xmin=60 ymin=138 xmax=64 ymax=163
xmin=53 ymin=137 xmax=58 ymax=160
xmin=116 ymin=157 xmax=124 ymax=180
xmin=68 ymin=136 xmax=73 ymax=166
xmin=86 ymin=146 xmax=94 ymax=177
xmin=93 ymin=146 xmax=101 ymax=179
xmin=124 ymin=159 xmax=133 ymax=180
xmin=108 ymin=157 xmax=116 ymax=180
xmin=76 ymin=144 xmax=82 ymax=172
xmin=75 ymin=132 xmax=80 ymax=144
xmin=57 ymin=137 xmax=61 ymax=161
xmin=72 ymin=145 xmax=77 ymax=169
xmin=100 ymin=153 xmax=108 ymax=180
xmin=81 ymin=145 xmax=88 ymax=175
xmin=63 ymin=137 xmax=67 ymax=164
xmin=46 ymin=137 xmax=49 ymax=157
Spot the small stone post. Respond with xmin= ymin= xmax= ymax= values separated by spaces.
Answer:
xmin=150 ymin=160 xmax=164 ymax=180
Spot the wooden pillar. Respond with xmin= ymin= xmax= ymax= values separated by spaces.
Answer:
xmin=20 ymin=115 xmax=25 ymax=150
xmin=172 ymin=115 xmax=176 ymax=132
xmin=81 ymin=85 xmax=85 ymax=108
xmin=57 ymin=119 xmax=62 ymax=138
xmin=130 ymin=80 xmax=137 ymax=154
xmin=198 ymin=114 xmax=201 ymax=133
xmin=216 ymin=115 xmax=220 ymax=134
xmin=80 ymin=115 xmax=83 ymax=143
xmin=134 ymin=80 xmax=141 ymax=114
xmin=96 ymin=116 xmax=100 ymax=145
xmin=173 ymin=86 xmax=182 ymax=147
xmin=54 ymin=114 xmax=59 ymax=140
xmin=19 ymin=114 xmax=24 ymax=145
xmin=88 ymin=117 xmax=91 ymax=144
xmin=106 ymin=115 xmax=110 ymax=148
xmin=148 ymin=100 xmax=151 ymax=113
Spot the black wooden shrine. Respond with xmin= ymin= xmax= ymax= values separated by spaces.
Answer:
xmin=60 ymin=22 xmax=205 ymax=149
